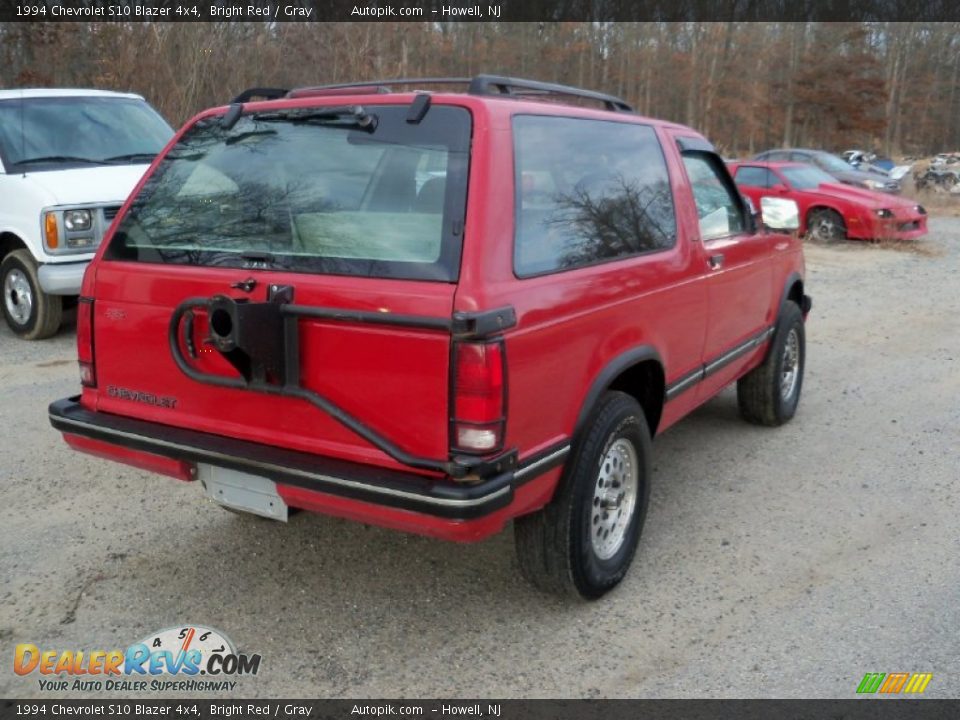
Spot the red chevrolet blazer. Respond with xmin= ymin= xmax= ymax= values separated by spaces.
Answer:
xmin=50 ymin=76 xmax=811 ymax=599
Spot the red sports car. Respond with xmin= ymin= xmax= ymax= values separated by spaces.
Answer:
xmin=731 ymin=161 xmax=927 ymax=241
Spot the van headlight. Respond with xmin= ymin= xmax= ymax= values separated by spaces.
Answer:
xmin=63 ymin=209 xmax=92 ymax=231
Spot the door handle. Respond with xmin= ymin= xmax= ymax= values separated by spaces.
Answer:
xmin=708 ymin=253 xmax=725 ymax=270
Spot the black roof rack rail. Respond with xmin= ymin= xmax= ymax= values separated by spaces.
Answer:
xmin=231 ymin=87 xmax=289 ymax=104
xmin=291 ymin=78 xmax=471 ymax=94
xmin=259 ymin=76 xmax=632 ymax=113
xmin=468 ymin=75 xmax=633 ymax=112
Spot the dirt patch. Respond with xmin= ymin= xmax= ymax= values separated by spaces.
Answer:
xmin=61 ymin=572 xmax=113 ymax=626
xmin=803 ymin=236 xmax=944 ymax=258
xmin=866 ymin=237 xmax=946 ymax=256
xmin=34 ymin=359 xmax=71 ymax=368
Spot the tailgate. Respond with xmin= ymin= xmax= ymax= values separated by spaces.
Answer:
xmin=90 ymin=262 xmax=455 ymax=470
xmin=83 ymin=100 xmax=475 ymax=473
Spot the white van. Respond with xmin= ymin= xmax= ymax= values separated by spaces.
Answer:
xmin=0 ymin=89 xmax=173 ymax=339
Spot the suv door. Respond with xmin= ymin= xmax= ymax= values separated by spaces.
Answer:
xmin=674 ymin=143 xmax=776 ymax=396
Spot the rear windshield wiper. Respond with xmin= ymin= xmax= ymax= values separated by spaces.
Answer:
xmin=102 ymin=152 xmax=158 ymax=163
xmin=15 ymin=155 xmax=104 ymax=166
xmin=255 ymin=105 xmax=377 ymax=132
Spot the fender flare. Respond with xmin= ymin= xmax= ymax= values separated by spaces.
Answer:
xmin=572 ymin=344 xmax=664 ymax=440
xmin=777 ymin=271 xmax=811 ymax=318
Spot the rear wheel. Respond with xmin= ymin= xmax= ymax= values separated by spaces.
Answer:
xmin=514 ymin=391 xmax=651 ymax=600
xmin=807 ymin=208 xmax=846 ymax=243
xmin=1 ymin=249 xmax=62 ymax=340
xmin=737 ymin=302 xmax=805 ymax=426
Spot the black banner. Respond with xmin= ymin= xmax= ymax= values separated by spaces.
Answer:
xmin=0 ymin=0 xmax=958 ymax=22
xmin=1 ymin=700 xmax=960 ymax=720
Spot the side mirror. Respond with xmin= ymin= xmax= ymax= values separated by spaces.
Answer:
xmin=760 ymin=196 xmax=800 ymax=233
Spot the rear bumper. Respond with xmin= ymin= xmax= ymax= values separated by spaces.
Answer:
xmin=49 ymin=397 xmax=567 ymax=535
xmin=38 ymin=262 xmax=88 ymax=295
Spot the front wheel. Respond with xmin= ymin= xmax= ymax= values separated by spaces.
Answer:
xmin=807 ymin=208 xmax=846 ymax=243
xmin=1 ymin=249 xmax=62 ymax=340
xmin=737 ymin=302 xmax=805 ymax=426
xmin=514 ymin=391 xmax=651 ymax=600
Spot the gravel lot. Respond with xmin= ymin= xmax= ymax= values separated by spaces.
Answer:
xmin=2 ymin=218 xmax=958 ymax=699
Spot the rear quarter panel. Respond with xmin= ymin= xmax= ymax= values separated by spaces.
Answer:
xmin=455 ymin=108 xmax=709 ymax=469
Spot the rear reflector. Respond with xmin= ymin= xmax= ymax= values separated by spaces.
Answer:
xmin=77 ymin=297 xmax=95 ymax=387
xmin=452 ymin=341 xmax=505 ymax=454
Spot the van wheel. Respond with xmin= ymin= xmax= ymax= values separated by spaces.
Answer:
xmin=737 ymin=302 xmax=805 ymax=426
xmin=1 ymin=250 xmax=62 ymax=340
xmin=514 ymin=391 xmax=651 ymax=600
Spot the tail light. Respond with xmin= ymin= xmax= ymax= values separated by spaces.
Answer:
xmin=452 ymin=341 xmax=506 ymax=454
xmin=77 ymin=298 xmax=96 ymax=387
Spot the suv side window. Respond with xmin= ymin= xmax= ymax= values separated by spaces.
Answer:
xmin=681 ymin=153 xmax=746 ymax=240
xmin=512 ymin=115 xmax=677 ymax=277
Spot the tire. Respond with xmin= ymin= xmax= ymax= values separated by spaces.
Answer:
xmin=1 ymin=249 xmax=62 ymax=340
xmin=806 ymin=208 xmax=846 ymax=243
xmin=737 ymin=302 xmax=805 ymax=426
xmin=515 ymin=391 xmax=652 ymax=600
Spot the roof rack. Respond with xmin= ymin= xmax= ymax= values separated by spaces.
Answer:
xmin=231 ymin=87 xmax=289 ymax=104
xmin=468 ymin=75 xmax=633 ymax=112
xmin=291 ymin=78 xmax=471 ymax=97
xmin=230 ymin=75 xmax=633 ymax=113
xmin=287 ymin=85 xmax=392 ymax=99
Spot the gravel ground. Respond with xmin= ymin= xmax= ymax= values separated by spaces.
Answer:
xmin=1 ymin=218 xmax=958 ymax=699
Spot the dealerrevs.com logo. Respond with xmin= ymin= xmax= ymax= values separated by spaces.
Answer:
xmin=14 ymin=625 xmax=261 ymax=692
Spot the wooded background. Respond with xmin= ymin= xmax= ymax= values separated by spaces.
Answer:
xmin=2 ymin=22 xmax=958 ymax=156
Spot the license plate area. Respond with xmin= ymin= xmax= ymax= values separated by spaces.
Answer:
xmin=198 ymin=464 xmax=288 ymax=521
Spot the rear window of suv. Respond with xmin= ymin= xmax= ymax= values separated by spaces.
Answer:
xmin=106 ymin=104 xmax=471 ymax=282
xmin=512 ymin=115 xmax=676 ymax=277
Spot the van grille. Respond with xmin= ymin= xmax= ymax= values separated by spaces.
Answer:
xmin=102 ymin=206 xmax=122 ymax=221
